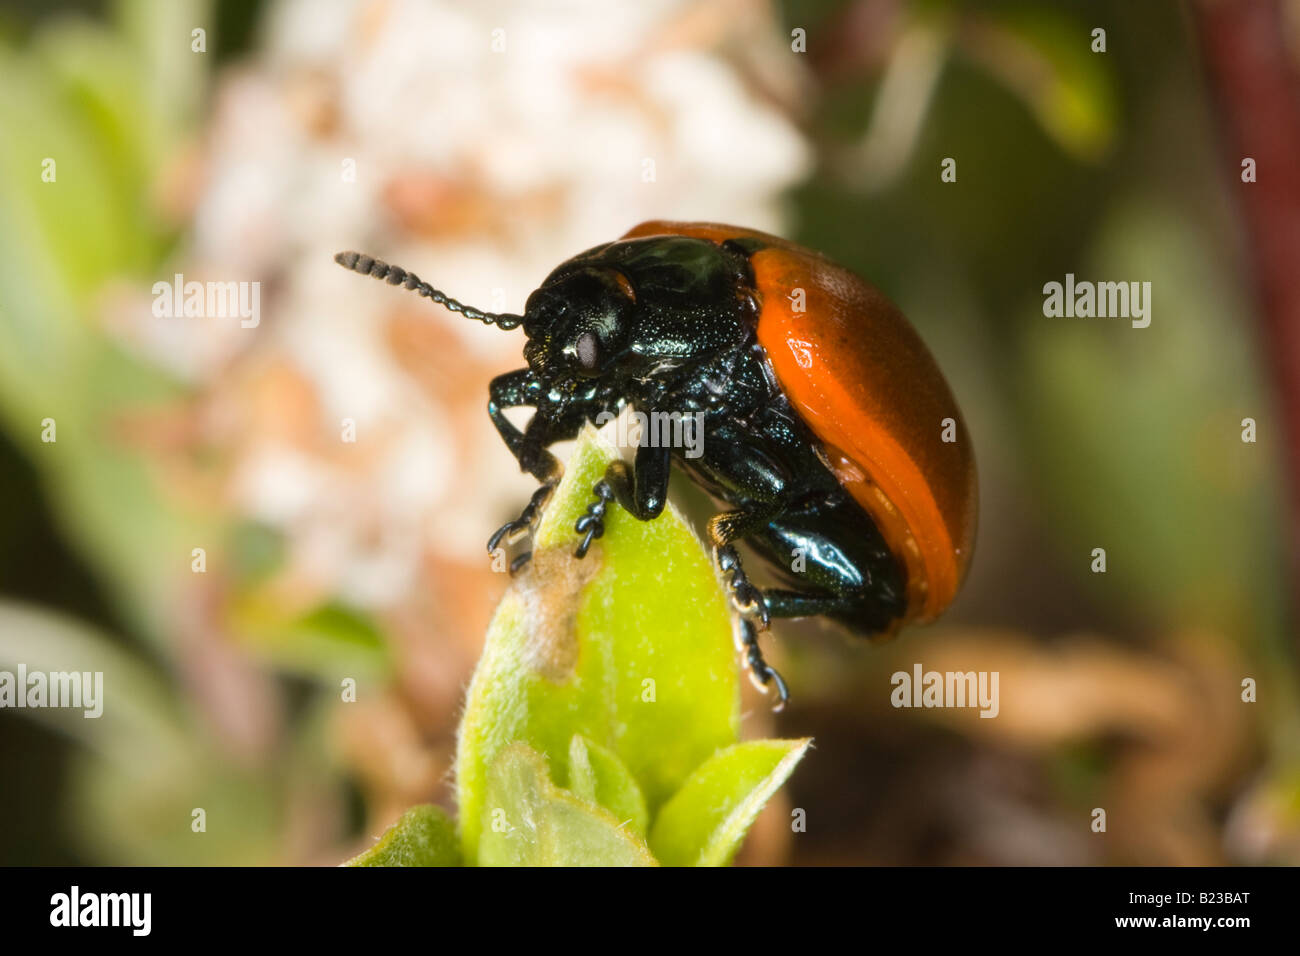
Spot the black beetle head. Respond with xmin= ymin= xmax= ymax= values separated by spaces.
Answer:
xmin=522 ymin=267 xmax=636 ymax=380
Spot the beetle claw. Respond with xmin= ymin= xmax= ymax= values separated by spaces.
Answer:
xmin=487 ymin=519 xmax=527 ymax=554
xmin=489 ymin=482 xmax=556 ymax=566
xmin=737 ymin=617 xmax=788 ymax=711
xmin=754 ymin=665 xmax=790 ymax=712
xmin=486 ymin=481 xmax=551 ymax=556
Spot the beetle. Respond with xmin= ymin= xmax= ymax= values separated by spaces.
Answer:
xmin=335 ymin=221 xmax=977 ymax=708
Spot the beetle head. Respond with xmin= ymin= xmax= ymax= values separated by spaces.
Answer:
xmin=522 ymin=267 xmax=635 ymax=381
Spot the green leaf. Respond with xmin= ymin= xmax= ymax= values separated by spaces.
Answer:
xmin=345 ymin=805 xmax=462 ymax=867
xmin=568 ymin=734 xmax=649 ymax=838
xmin=455 ymin=426 xmax=738 ymax=863
xmin=478 ymin=743 xmax=656 ymax=866
xmin=649 ymin=738 xmax=811 ymax=867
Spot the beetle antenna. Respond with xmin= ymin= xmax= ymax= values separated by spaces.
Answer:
xmin=334 ymin=251 xmax=523 ymax=330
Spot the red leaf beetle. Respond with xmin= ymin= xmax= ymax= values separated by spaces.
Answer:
xmin=336 ymin=221 xmax=977 ymax=707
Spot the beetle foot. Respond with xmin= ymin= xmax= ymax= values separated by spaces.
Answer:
xmin=715 ymin=545 xmax=771 ymax=630
xmin=488 ymin=482 xmax=555 ymax=572
xmin=487 ymin=517 xmax=528 ymax=554
xmin=574 ymin=480 xmax=614 ymax=558
xmin=737 ymin=617 xmax=789 ymax=712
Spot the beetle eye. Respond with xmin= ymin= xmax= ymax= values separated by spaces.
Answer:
xmin=576 ymin=331 xmax=600 ymax=370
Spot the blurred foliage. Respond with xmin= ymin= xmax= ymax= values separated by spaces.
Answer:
xmin=0 ymin=0 xmax=380 ymax=865
xmin=0 ymin=0 xmax=210 ymax=640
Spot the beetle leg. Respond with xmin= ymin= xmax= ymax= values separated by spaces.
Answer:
xmin=572 ymin=443 xmax=670 ymax=558
xmin=737 ymin=617 xmax=789 ymax=711
xmin=573 ymin=480 xmax=615 ymax=558
xmin=705 ymin=509 xmax=791 ymax=710
xmin=486 ymin=370 xmax=574 ymax=571
xmin=488 ymin=481 xmax=557 ymax=566
xmin=708 ymin=511 xmax=779 ymax=630
xmin=762 ymin=588 xmax=902 ymax=636
xmin=714 ymin=543 xmax=770 ymax=629
xmin=487 ymin=370 xmax=561 ymax=484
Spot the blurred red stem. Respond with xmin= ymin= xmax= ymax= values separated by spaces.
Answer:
xmin=1195 ymin=0 xmax=1300 ymax=623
